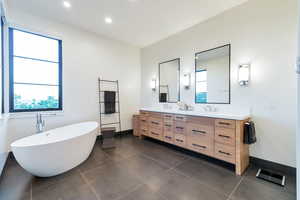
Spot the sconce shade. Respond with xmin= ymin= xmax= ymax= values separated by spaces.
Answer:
xmin=151 ymin=79 xmax=156 ymax=91
xmin=238 ymin=64 xmax=250 ymax=86
xmin=183 ymin=73 xmax=191 ymax=89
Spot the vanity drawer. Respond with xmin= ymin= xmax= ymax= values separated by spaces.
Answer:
xmin=215 ymin=127 xmax=236 ymax=146
xmin=140 ymin=111 xmax=149 ymax=117
xmin=149 ymin=117 xmax=163 ymax=130
xmin=174 ymin=115 xmax=187 ymax=122
xmin=215 ymin=119 xmax=236 ymax=129
xmin=187 ymin=116 xmax=215 ymax=126
xmin=140 ymin=126 xmax=148 ymax=136
xmin=140 ymin=117 xmax=148 ymax=127
xmin=214 ymin=143 xmax=236 ymax=164
xmin=187 ymin=123 xmax=214 ymax=139
xmin=164 ymin=114 xmax=174 ymax=121
xmin=149 ymin=128 xmax=163 ymax=140
xmin=163 ymin=131 xmax=174 ymax=144
xmin=149 ymin=112 xmax=163 ymax=119
xmin=174 ymin=134 xmax=186 ymax=148
xmin=164 ymin=122 xmax=173 ymax=132
xmin=174 ymin=121 xmax=186 ymax=135
xmin=187 ymin=139 xmax=213 ymax=156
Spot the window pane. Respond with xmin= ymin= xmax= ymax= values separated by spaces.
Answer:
xmin=14 ymin=84 xmax=59 ymax=110
xmin=196 ymin=71 xmax=207 ymax=81
xmin=196 ymin=82 xmax=207 ymax=93
xmin=196 ymin=92 xmax=207 ymax=103
xmin=13 ymin=30 xmax=59 ymax=62
xmin=14 ymin=57 xmax=59 ymax=85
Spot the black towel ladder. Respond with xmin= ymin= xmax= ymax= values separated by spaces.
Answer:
xmin=98 ymin=78 xmax=122 ymax=137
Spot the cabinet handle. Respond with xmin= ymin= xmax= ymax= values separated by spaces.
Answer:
xmin=176 ymin=127 xmax=184 ymax=130
xmin=141 ymin=120 xmax=146 ymax=122
xmin=218 ymin=151 xmax=231 ymax=156
xmin=192 ymin=144 xmax=206 ymax=149
xmin=165 ymin=124 xmax=172 ymax=127
xmin=151 ymin=121 xmax=159 ymax=125
xmin=176 ymin=139 xmax=184 ymax=142
xmin=151 ymin=132 xmax=159 ymax=136
xmin=192 ymin=130 xmax=206 ymax=134
xmin=176 ymin=117 xmax=184 ymax=120
xmin=219 ymin=122 xmax=231 ymax=126
xmin=165 ymin=136 xmax=172 ymax=139
xmin=218 ymin=134 xmax=230 ymax=139
xmin=165 ymin=115 xmax=172 ymax=118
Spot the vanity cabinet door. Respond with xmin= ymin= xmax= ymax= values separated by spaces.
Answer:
xmin=164 ymin=131 xmax=174 ymax=144
xmin=140 ymin=126 xmax=148 ymax=136
xmin=164 ymin=114 xmax=174 ymax=121
xmin=215 ymin=119 xmax=236 ymax=129
xmin=164 ymin=121 xmax=173 ymax=132
xmin=215 ymin=127 xmax=236 ymax=146
xmin=140 ymin=116 xmax=148 ymax=127
xmin=149 ymin=128 xmax=163 ymax=140
xmin=174 ymin=133 xmax=186 ymax=148
xmin=214 ymin=143 xmax=236 ymax=164
xmin=187 ymin=139 xmax=213 ymax=156
xmin=174 ymin=115 xmax=187 ymax=122
xmin=187 ymin=123 xmax=214 ymax=139
xmin=174 ymin=121 xmax=186 ymax=135
xmin=149 ymin=117 xmax=163 ymax=130
xmin=187 ymin=123 xmax=214 ymax=156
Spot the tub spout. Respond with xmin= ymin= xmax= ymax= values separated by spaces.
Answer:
xmin=36 ymin=113 xmax=45 ymax=134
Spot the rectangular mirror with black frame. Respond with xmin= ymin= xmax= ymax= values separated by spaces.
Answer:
xmin=159 ymin=58 xmax=180 ymax=103
xmin=195 ymin=44 xmax=230 ymax=104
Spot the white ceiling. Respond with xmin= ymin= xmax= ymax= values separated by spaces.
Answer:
xmin=6 ymin=0 xmax=248 ymax=47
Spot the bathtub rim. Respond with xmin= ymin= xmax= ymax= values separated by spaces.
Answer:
xmin=11 ymin=121 xmax=99 ymax=148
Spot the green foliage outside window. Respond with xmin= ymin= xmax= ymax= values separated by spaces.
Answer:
xmin=14 ymin=95 xmax=59 ymax=110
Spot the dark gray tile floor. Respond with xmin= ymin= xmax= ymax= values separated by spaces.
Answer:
xmin=0 ymin=135 xmax=296 ymax=200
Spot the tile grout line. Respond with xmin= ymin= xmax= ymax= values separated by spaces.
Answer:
xmin=113 ymin=183 xmax=145 ymax=200
xmin=171 ymin=167 xmax=230 ymax=198
xmin=78 ymin=169 xmax=102 ymax=200
xmin=226 ymin=175 xmax=245 ymax=200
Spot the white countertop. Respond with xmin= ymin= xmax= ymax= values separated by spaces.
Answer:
xmin=140 ymin=107 xmax=250 ymax=120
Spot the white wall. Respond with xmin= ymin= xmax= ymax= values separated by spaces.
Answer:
xmin=141 ymin=0 xmax=297 ymax=167
xmin=1 ymin=10 xmax=141 ymax=152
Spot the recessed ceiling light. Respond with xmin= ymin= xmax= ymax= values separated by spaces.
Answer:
xmin=105 ymin=17 xmax=113 ymax=24
xmin=63 ymin=1 xmax=71 ymax=8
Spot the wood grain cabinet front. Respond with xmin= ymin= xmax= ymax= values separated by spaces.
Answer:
xmin=163 ymin=131 xmax=174 ymax=144
xmin=149 ymin=117 xmax=163 ymax=130
xmin=138 ymin=111 xmax=250 ymax=176
xmin=214 ymin=143 xmax=236 ymax=164
xmin=215 ymin=127 xmax=236 ymax=146
xmin=174 ymin=133 xmax=186 ymax=148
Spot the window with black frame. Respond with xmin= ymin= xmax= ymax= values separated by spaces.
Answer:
xmin=9 ymin=28 xmax=62 ymax=112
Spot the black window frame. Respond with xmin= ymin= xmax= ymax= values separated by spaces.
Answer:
xmin=8 ymin=27 xmax=63 ymax=113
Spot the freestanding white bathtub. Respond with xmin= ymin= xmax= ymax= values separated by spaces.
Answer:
xmin=11 ymin=121 xmax=98 ymax=177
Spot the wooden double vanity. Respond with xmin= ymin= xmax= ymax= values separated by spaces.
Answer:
xmin=137 ymin=109 xmax=250 ymax=175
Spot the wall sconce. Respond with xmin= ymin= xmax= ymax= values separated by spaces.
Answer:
xmin=238 ymin=64 xmax=250 ymax=86
xmin=183 ymin=73 xmax=191 ymax=89
xmin=150 ymin=78 xmax=157 ymax=91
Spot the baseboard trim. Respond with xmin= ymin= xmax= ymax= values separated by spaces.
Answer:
xmin=250 ymin=157 xmax=296 ymax=176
